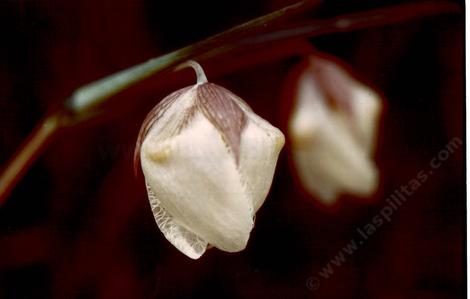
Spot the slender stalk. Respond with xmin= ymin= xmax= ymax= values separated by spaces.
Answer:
xmin=65 ymin=0 xmax=317 ymax=119
xmin=197 ymin=1 xmax=460 ymax=61
xmin=238 ymin=1 xmax=461 ymax=46
xmin=0 ymin=113 xmax=65 ymax=205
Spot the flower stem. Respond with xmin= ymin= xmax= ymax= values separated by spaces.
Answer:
xmin=240 ymin=1 xmax=460 ymax=46
xmin=64 ymin=0 xmax=317 ymax=120
xmin=0 ymin=113 xmax=65 ymax=206
xmin=175 ymin=60 xmax=208 ymax=84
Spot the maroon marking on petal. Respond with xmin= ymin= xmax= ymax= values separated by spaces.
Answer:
xmin=311 ymin=57 xmax=354 ymax=116
xmin=196 ymin=83 xmax=247 ymax=164
xmin=176 ymin=104 xmax=198 ymax=134
xmin=133 ymin=86 xmax=192 ymax=175
xmin=310 ymin=56 xmax=373 ymax=146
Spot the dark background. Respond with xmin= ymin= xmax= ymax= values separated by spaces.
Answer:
xmin=0 ymin=0 xmax=464 ymax=298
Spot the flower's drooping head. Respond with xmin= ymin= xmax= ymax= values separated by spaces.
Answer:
xmin=288 ymin=55 xmax=382 ymax=205
xmin=135 ymin=61 xmax=285 ymax=259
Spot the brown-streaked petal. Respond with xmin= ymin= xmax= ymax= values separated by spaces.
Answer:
xmin=134 ymin=86 xmax=192 ymax=174
xmin=196 ymin=83 xmax=247 ymax=163
xmin=310 ymin=56 xmax=354 ymax=115
xmin=310 ymin=55 xmax=382 ymax=152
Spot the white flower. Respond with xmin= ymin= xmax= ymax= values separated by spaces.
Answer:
xmin=134 ymin=61 xmax=284 ymax=259
xmin=288 ymin=55 xmax=382 ymax=205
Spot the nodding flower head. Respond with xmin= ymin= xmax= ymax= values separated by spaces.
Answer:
xmin=135 ymin=61 xmax=285 ymax=259
xmin=288 ymin=54 xmax=382 ymax=205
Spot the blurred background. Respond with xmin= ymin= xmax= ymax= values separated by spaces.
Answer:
xmin=0 ymin=0 xmax=464 ymax=298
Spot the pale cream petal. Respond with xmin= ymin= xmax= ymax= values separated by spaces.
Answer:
xmin=291 ymin=147 xmax=339 ymax=204
xmin=289 ymin=71 xmax=328 ymax=148
xmin=146 ymin=86 xmax=198 ymax=143
xmin=310 ymin=56 xmax=382 ymax=153
xmin=146 ymin=181 xmax=207 ymax=259
xmin=226 ymin=93 xmax=285 ymax=211
xmin=291 ymin=115 xmax=378 ymax=204
xmin=141 ymin=112 xmax=253 ymax=253
xmin=350 ymin=85 xmax=382 ymax=153
xmin=238 ymin=114 xmax=285 ymax=212
xmin=298 ymin=116 xmax=378 ymax=198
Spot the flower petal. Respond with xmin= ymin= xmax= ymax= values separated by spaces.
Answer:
xmin=196 ymin=83 xmax=247 ymax=163
xmin=292 ymin=115 xmax=379 ymax=204
xmin=310 ymin=56 xmax=382 ymax=153
xmin=146 ymin=181 xmax=207 ymax=259
xmin=134 ymin=86 xmax=193 ymax=173
xmin=236 ymin=107 xmax=285 ymax=212
xmin=289 ymin=72 xmax=328 ymax=147
xmin=349 ymin=85 xmax=382 ymax=153
xmin=141 ymin=112 xmax=253 ymax=253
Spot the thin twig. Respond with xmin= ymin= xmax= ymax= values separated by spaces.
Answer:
xmin=0 ymin=113 xmax=67 ymax=206
xmin=64 ymin=0 xmax=317 ymax=119
xmin=237 ymin=1 xmax=460 ymax=46
xmin=194 ymin=1 xmax=460 ymax=78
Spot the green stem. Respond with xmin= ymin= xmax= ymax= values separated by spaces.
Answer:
xmin=65 ymin=0 xmax=317 ymax=119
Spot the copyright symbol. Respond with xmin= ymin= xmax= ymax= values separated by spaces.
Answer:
xmin=306 ymin=276 xmax=320 ymax=291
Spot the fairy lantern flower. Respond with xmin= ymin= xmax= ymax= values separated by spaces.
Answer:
xmin=134 ymin=61 xmax=285 ymax=259
xmin=288 ymin=55 xmax=382 ymax=205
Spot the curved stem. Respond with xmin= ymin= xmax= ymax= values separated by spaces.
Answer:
xmin=240 ymin=1 xmax=460 ymax=46
xmin=175 ymin=60 xmax=208 ymax=84
xmin=65 ymin=0 xmax=317 ymax=119
xmin=0 ymin=113 xmax=65 ymax=205
xmin=198 ymin=1 xmax=460 ymax=61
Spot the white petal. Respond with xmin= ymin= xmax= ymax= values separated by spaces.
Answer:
xmin=310 ymin=56 xmax=382 ymax=153
xmin=350 ymin=85 xmax=382 ymax=153
xmin=292 ymin=114 xmax=378 ymax=205
xmin=147 ymin=87 xmax=198 ymax=143
xmin=289 ymin=72 xmax=328 ymax=147
xmin=237 ymin=109 xmax=285 ymax=212
xmin=141 ymin=112 xmax=253 ymax=253
xmin=146 ymin=181 xmax=207 ymax=259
